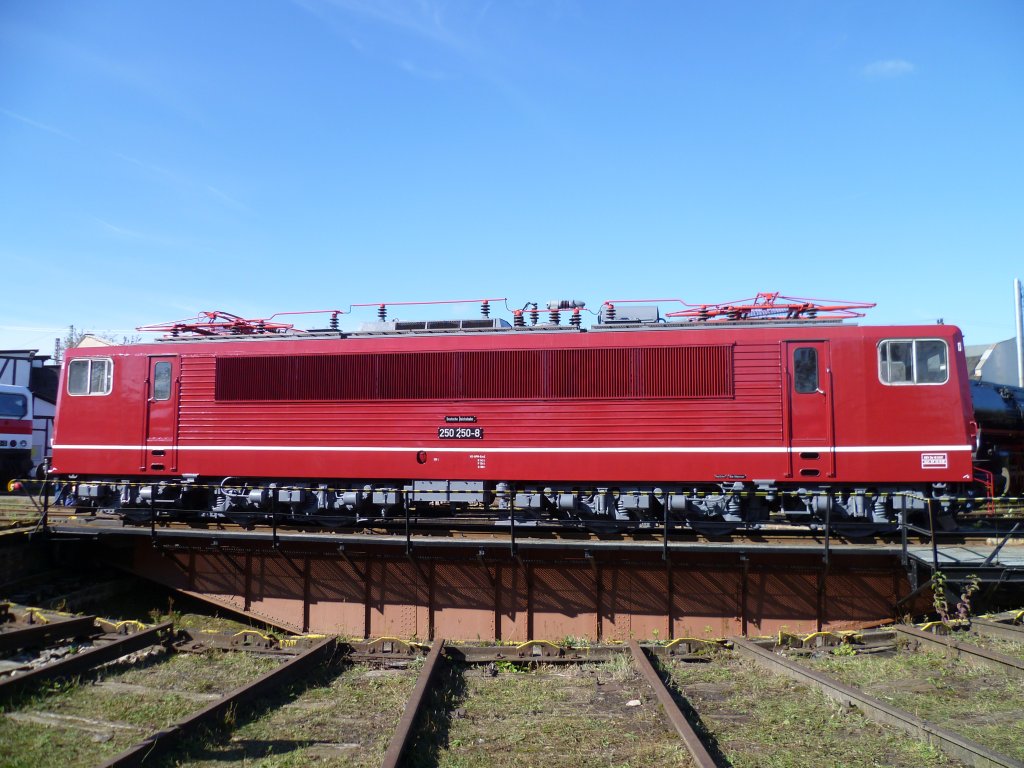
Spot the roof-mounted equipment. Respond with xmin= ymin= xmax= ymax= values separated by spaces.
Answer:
xmin=666 ymin=292 xmax=875 ymax=323
xmin=598 ymin=302 xmax=661 ymax=324
xmin=138 ymin=311 xmax=299 ymax=338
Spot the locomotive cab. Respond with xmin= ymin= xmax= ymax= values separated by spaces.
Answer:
xmin=0 ymin=384 xmax=34 ymax=485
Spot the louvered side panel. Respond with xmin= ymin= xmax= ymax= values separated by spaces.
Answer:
xmin=180 ymin=343 xmax=782 ymax=447
xmin=213 ymin=346 xmax=735 ymax=402
xmin=460 ymin=350 xmax=545 ymax=399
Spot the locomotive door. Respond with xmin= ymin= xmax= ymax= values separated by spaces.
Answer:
xmin=785 ymin=341 xmax=835 ymax=479
xmin=143 ymin=355 xmax=178 ymax=472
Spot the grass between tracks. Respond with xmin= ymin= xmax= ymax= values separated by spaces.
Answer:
xmin=951 ymin=629 xmax=1024 ymax=661
xmin=407 ymin=654 xmax=688 ymax=768
xmin=0 ymin=495 xmax=43 ymax=530
xmin=662 ymin=652 xmax=962 ymax=768
xmin=0 ymin=649 xmax=280 ymax=768
xmin=807 ymin=647 xmax=1024 ymax=761
xmin=161 ymin=661 xmax=419 ymax=768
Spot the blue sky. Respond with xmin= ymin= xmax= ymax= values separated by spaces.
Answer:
xmin=1 ymin=0 xmax=1022 ymax=353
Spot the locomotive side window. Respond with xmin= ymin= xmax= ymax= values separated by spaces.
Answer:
xmin=153 ymin=362 xmax=172 ymax=401
xmin=793 ymin=348 xmax=819 ymax=393
xmin=916 ymin=340 xmax=948 ymax=383
xmin=878 ymin=339 xmax=947 ymax=385
xmin=879 ymin=341 xmax=914 ymax=383
xmin=67 ymin=358 xmax=113 ymax=396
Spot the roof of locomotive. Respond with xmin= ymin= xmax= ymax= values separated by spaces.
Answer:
xmin=62 ymin=295 xmax=961 ymax=355
xmin=143 ymin=316 xmax=853 ymax=343
xmin=60 ymin=319 xmax=965 ymax=362
xmin=125 ymin=293 xmax=886 ymax=344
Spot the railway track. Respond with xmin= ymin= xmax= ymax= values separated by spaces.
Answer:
xmin=13 ymin=502 xmax=1024 ymax=549
xmin=1 ymin=606 xmax=707 ymax=767
xmin=388 ymin=632 xmax=1006 ymax=767
xmin=331 ymin=624 xmax=1024 ymax=767
xmin=5 ymin=599 xmax=1024 ymax=767
xmin=6 ymin=484 xmax=1024 ymax=549
xmin=753 ymin=624 xmax=1024 ymax=767
xmin=971 ymin=614 xmax=1024 ymax=644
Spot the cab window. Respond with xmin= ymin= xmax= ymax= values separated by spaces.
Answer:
xmin=0 ymin=393 xmax=27 ymax=418
xmin=67 ymin=358 xmax=113 ymax=395
xmin=878 ymin=339 xmax=947 ymax=385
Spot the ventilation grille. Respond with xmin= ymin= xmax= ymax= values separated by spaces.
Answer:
xmin=360 ymin=318 xmax=511 ymax=333
xmin=215 ymin=345 xmax=734 ymax=401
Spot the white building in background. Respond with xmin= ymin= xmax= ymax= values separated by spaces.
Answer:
xmin=967 ymin=339 xmax=1021 ymax=387
xmin=0 ymin=350 xmax=59 ymax=474
xmin=76 ymin=334 xmax=116 ymax=348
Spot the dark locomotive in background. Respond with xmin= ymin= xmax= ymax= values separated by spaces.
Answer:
xmin=48 ymin=295 xmax=1024 ymax=531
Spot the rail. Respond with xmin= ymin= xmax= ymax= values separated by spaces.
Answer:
xmin=732 ymin=637 xmax=1024 ymax=768
xmin=972 ymin=617 xmax=1024 ymax=643
xmin=381 ymin=637 xmax=447 ymax=768
xmin=627 ymin=640 xmax=718 ymax=768
xmin=0 ymin=614 xmax=98 ymax=652
xmin=98 ymin=635 xmax=338 ymax=768
xmin=0 ymin=621 xmax=173 ymax=703
xmin=894 ymin=624 xmax=1024 ymax=675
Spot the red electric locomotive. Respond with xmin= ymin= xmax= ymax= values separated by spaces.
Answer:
xmin=50 ymin=294 xmax=993 ymax=531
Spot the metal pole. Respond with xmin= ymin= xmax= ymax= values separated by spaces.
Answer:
xmin=1015 ymin=278 xmax=1023 ymax=388
xmin=663 ymin=494 xmax=670 ymax=561
xmin=510 ymin=503 xmax=517 ymax=556
xmin=40 ymin=474 xmax=50 ymax=534
xmin=823 ymin=495 xmax=831 ymax=568
xmin=900 ymin=507 xmax=908 ymax=566
xmin=928 ymin=501 xmax=940 ymax=573
xmin=404 ymin=496 xmax=412 ymax=556
xmin=981 ymin=522 xmax=1021 ymax=567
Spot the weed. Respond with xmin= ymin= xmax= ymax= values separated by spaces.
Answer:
xmin=665 ymin=655 xmax=956 ymax=767
xmin=932 ymin=570 xmax=950 ymax=624
xmin=430 ymin=662 xmax=686 ymax=767
xmin=808 ymin=647 xmax=1024 ymax=760
xmin=954 ymin=630 xmax=1024 ymax=660
xmin=602 ymin=652 xmax=634 ymax=682
xmin=560 ymin=635 xmax=590 ymax=648
xmin=956 ymin=573 xmax=981 ymax=624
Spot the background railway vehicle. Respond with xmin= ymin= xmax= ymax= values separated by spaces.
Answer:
xmin=48 ymin=293 xmax=1019 ymax=534
xmin=970 ymin=379 xmax=1024 ymax=499
xmin=0 ymin=383 xmax=35 ymax=485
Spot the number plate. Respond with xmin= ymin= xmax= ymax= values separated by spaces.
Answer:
xmin=437 ymin=427 xmax=484 ymax=440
